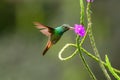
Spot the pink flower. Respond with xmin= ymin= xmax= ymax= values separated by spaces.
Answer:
xmin=74 ymin=24 xmax=86 ymax=37
xmin=87 ymin=0 xmax=94 ymax=2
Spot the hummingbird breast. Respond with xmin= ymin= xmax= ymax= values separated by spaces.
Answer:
xmin=50 ymin=26 xmax=65 ymax=44
xmin=51 ymin=33 xmax=61 ymax=44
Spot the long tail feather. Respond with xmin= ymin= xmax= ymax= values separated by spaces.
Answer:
xmin=42 ymin=41 xmax=53 ymax=56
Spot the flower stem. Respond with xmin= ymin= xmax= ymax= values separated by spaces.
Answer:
xmin=76 ymin=35 xmax=97 ymax=80
xmin=58 ymin=43 xmax=77 ymax=61
xmin=86 ymin=2 xmax=111 ymax=80
xmin=79 ymin=0 xmax=97 ymax=80
xmin=80 ymin=0 xmax=84 ymax=24
xmin=105 ymin=55 xmax=120 ymax=80
xmin=80 ymin=47 xmax=120 ymax=74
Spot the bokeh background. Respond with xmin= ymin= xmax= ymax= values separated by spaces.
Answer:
xmin=0 ymin=0 xmax=120 ymax=80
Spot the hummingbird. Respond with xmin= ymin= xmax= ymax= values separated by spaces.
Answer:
xmin=34 ymin=22 xmax=73 ymax=56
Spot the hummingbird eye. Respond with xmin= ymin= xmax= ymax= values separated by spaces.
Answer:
xmin=63 ymin=26 xmax=69 ymax=29
xmin=64 ymin=26 xmax=68 ymax=28
xmin=62 ymin=24 xmax=70 ymax=30
xmin=64 ymin=26 xmax=69 ymax=31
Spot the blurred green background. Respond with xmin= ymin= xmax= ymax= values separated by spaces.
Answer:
xmin=0 ymin=0 xmax=120 ymax=80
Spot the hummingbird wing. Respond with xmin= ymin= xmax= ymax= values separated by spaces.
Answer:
xmin=34 ymin=22 xmax=55 ymax=55
xmin=34 ymin=22 xmax=54 ymax=36
xmin=42 ymin=40 xmax=53 ymax=56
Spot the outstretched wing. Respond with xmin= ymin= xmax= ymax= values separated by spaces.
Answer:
xmin=34 ymin=22 xmax=54 ymax=36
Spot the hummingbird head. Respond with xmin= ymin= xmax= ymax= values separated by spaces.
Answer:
xmin=62 ymin=24 xmax=74 ymax=32
xmin=55 ymin=24 xmax=74 ymax=35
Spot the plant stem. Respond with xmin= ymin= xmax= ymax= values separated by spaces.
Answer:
xmin=68 ymin=46 xmax=120 ymax=75
xmin=79 ymin=0 xmax=97 ymax=79
xmin=58 ymin=43 xmax=77 ymax=60
xmin=76 ymin=35 xmax=97 ymax=80
xmin=105 ymin=55 xmax=120 ymax=80
xmin=86 ymin=2 xmax=111 ymax=80
xmin=80 ymin=47 xmax=120 ymax=74
xmin=80 ymin=0 xmax=84 ymax=24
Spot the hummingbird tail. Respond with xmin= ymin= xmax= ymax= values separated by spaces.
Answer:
xmin=42 ymin=41 xmax=52 ymax=56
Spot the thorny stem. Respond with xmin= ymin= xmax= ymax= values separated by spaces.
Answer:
xmin=58 ymin=0 xmax=120 ymax=80
xmin=78 ymin=0 xmax=97 ymax=80
xmin=59 ymin=44 xmax=120 ymax=74
xmin=58 ymin=43 xmax=77 ymax=60
xmin=105 ymin=55 xmax=120 ymax=80
xmin=86 ymin=2 xmax=111 ymax=80
xmin=81 ymin=47 xmax=120 ymax=74
xmin=76 ymin=35 xmax=97 ymax=80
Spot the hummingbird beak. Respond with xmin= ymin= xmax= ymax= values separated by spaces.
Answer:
xmin=69 ymin=27 xmax=74 ymax=30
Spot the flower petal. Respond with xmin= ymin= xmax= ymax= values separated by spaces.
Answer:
xmin=74 ymin=24 xmax=86 ymax=37
xmin=87 ymin=0 xmax=94 ymax=2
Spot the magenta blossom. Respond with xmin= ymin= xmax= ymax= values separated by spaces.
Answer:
xmin=87 ymin=0 xmax=94 ymax=2
xmin=74 ymin=24 xmax=86 ymax=37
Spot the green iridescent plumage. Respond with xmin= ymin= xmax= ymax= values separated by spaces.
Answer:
xmin=34 ymin=22 xmax=73 ymax=55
